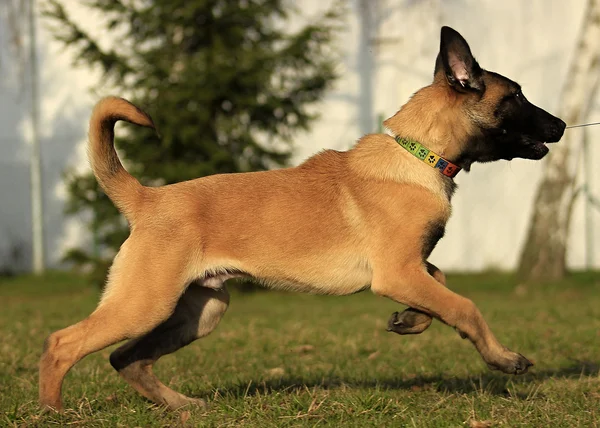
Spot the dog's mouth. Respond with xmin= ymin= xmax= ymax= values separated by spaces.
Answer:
xmin=508 ymin=137 xmax=554 ymax=160
xmin=528 ymin=129 xmax=565 ymax=156
xmin=503 ymin=121 xmax=565 ymax=160
xmin=531 ymin=140 xmax=550 ymax=156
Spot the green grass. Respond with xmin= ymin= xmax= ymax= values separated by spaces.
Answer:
xmin=1 ymin=271 xmax=599 ymax=427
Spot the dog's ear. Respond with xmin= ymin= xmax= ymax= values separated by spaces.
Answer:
xmin=434 ymin=26 xmax=484 ymax=92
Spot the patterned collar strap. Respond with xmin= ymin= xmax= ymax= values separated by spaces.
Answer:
xmin=395 ymin=136 xmax=461 ymax=178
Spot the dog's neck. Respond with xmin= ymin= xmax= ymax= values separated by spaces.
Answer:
xmin=383 ymin=84 xmax=474 ymax=166
xmin=394 ymin=136 xmax=461 ymax=178
xmin=346 ymin=84 xmax=472 ymax=202
xmin=347 ymin=134 xmax=457 ymax=203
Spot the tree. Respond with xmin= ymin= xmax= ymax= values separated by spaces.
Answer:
xmin=517 ymin=0 xmax=600 ymax=281
xmin=43 ymin=0 xmax=342 ymax=285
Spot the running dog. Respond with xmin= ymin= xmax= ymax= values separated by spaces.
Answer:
xmin=39 ymin=26 xmax=566 ymax=411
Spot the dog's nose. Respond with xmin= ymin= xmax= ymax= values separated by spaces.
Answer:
xmin=548 ymin=118 xmax=566 ymax=142
xmin=558 ymin=119 xmax=567 ymax=133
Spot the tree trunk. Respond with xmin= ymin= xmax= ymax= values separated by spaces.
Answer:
xmin=517 ymin=0 xmax=600 ymax=281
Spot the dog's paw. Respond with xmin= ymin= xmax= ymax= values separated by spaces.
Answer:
xmin=164 ymin=394 xmax=208 ymax=411
xmin=486 ymin=352 xmax=533 ymax=375
xmin=39 ymin=403 xmax=62 ymax=415
xmin=386 ymin=309 xmax=433 ymax=335
xmin=188 ymin=397 xmax=208 ymax=409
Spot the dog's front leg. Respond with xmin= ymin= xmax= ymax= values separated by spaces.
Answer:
xmin=387 ymin=261 xmax=443 ymax=335
xmin=372 ymin=263 xmax=533 ymax=375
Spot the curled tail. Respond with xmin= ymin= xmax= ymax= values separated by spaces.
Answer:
xmin=88 ymin=96 xmax=155 ymax=221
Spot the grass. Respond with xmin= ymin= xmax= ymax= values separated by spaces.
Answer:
xmin=1 ymin=271 xmax=599 ymax=427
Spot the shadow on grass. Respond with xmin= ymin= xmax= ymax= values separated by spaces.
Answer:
xmin=202 ymin=359 xmax=599 ymax=400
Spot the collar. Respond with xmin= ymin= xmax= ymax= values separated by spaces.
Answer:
xmin=394 ymin=136 xmax=461 ymax=178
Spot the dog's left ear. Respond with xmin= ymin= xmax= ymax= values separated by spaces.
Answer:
xmin=435 ymin=26 xmax=484 ymax=92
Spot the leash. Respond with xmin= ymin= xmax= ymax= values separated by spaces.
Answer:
xmin=566 ymin=122 xmax=600 ymax=129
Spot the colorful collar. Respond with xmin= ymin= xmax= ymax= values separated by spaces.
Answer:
xmin=395 ymin=136 xmax=461 ymax=178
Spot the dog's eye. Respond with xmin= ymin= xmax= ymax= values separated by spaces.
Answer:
xmin=501 ymin=91 xmax=523 ymax=104
xmin=505 ymin=90 xmax=525 ymax=105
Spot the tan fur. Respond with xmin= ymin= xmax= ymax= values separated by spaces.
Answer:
xmin=384 ymin=83 xmax=477 ymax=161
xmin=39 ymin=76 xmax=532 ymax=412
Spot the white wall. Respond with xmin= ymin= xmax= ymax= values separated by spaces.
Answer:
xmin=0 ymin=0 xmax=598 ymax=272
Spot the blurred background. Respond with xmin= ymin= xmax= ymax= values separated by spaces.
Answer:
xmin=0 ymin=0 xmax=599 ymax=282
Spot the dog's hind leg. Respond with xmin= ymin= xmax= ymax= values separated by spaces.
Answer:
xmin=387 ymin=262 xmax=443 ymax=335
xmin=39 ymin=237 xmax=192 ymax=411
xmin=109 ymin=283 xmax=229 ymax=410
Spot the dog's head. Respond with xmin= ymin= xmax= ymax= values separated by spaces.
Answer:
xmin=384 ymin=27 xmax=566 ymax=171
xmin=435 ymin=26 xmax=566 ymax=167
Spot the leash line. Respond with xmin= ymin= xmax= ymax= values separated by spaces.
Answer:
xmin=566 ymin=122 xmax=600 ymax=129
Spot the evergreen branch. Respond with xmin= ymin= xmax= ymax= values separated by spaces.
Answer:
xmin=42 ymin=0 xmax=133 ymax=80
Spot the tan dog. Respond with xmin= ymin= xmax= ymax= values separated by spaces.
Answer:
xmin=39 ymin=26 xmax=565 ymax=411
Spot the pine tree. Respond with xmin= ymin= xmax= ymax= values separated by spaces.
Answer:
xmin=44 ymin=0 xmax=342 ymax=285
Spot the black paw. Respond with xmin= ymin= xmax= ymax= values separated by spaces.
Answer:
xmin=386 ymin=309 xmax=433 ymax=335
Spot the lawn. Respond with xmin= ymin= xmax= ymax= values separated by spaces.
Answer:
xmin=1 ymin=271 xmax=599 ymax=427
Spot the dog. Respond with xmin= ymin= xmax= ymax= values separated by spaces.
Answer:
xmin=39 ymin=26 xmax=566 ymax=411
